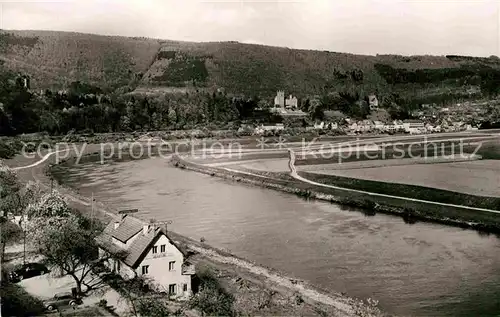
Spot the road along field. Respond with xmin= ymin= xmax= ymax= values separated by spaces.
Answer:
xmin=302 ymin=160 xmax=500 ymax=197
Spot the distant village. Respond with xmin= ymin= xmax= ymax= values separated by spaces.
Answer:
xmin=250 ymin=90 xmax=490 ymax=135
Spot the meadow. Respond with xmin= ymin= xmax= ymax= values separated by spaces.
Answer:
xmin=304 ymin=160 xmax=500 ymax=197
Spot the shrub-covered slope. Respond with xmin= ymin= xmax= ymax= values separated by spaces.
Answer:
xmin=2 ymin=30 xmax=500 ymax=97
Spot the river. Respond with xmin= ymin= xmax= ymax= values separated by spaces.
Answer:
xmin=51 ymin=156 xmax=500 ymax=316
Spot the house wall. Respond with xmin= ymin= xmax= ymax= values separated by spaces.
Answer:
xmin=99 ymin=248 xmax=136 ymax=280
xmin=135 ymin=235 xmax=192 ymax=298
xmin=285 ymin=96 xmax=298 ymax=108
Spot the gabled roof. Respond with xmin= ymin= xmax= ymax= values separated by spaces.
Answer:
xmin=104 ymin=215 xmax=144 ymax=243
xmin=98 ymin=215 xmax=188 ymax=269
xmin=124 ymin=227 xmax=162 ymax=268
xmin=124 ymin=227 xmax=188 ymax=269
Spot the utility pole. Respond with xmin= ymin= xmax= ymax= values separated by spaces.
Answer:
xmin=90 ymin=192 xmax=94 ymax=231
xmin=20 ymin=217 xmax=26 ymax=266
xmin=50 ymin=177 xmax=54 ymax=193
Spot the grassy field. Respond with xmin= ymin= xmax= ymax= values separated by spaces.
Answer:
xmin=298 ymin=155 xmax=481 ymax=171
xmin=295 ymin=140 xmax=500 ymax=165
xmin=220 ymin=159 xmax=290 ymax=172
xmin=304 ymin=160 xmax=500 ymax=197
xmin=298 ymin=170 xmax=500 ymax=209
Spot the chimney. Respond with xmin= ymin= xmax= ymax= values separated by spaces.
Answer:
xmin=161 ymin=223 xmax=168 ymax=233
xmin=114 ymin=221 xmax=120 ymax=230
xmin=143 ymin=224 xmax=149 ymax=235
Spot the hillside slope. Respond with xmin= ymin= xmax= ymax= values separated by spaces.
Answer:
xmin=2 ymin=29 xmax=500 ymax=98
xmin=0 ymin=30 xmax=161 ymax=90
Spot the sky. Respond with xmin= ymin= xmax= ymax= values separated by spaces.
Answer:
xmin=1 ymin=0 xmax=499 ymax=56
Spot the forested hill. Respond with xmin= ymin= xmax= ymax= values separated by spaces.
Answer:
xmin=2 ymin=29 xmax=500 ymax=97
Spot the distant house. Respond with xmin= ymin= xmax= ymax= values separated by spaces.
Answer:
xmin=452 ymin=121 xmax=466 ymax=131
xmin=329 ymin=122 xmax=339 ymax=130
xmin=373 ymin=121 xmax=385 ymax=130
xmin=425 ymin=123 xmax=436 ymax=133
xmin=368 ymin=95 xmax=379 ymax=111
xmin=361 ymin=120 xmax=374 ymax=132
xmin=466 ymin=124 xmax=478 ymax=131
xmin=285 ymin=95 xmax=298 ymax=109
xmin=403 ymin=119 xmax=424 ymax=133
xmin=349 ymin=122 xmax=359 ymax=133
xmin=274 ymin=91 xmax=285 ymax=108
xmin=314 ymin=121 xmax=325 ymax=130
xmin=254 ymin=123 xmax=285 ymax=135
xmin=96 ymin=215 xmax=195 ymax=299
xmin=384 ymin=123 xmax=396 ymax=133
xmin=274 ymin=91 xmax=298 ymax=109
xmin=393 ymin=120 xmax=404 ymax=131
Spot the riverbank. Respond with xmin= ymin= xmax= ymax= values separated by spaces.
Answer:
xmin=171 ymin=155 xmax=500 ymax=233
xmin=4 ymin=149 xmax=386 ymax=317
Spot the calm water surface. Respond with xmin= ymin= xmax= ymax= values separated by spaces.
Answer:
xmin=52 ymin=157 xmax=500 ymax=316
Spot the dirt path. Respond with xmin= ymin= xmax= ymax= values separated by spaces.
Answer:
xmin=287 ymin=149 xmax=500 ymax=213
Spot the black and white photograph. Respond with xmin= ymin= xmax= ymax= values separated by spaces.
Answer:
xmin=1 ymin=1 xmax=500 ymax=316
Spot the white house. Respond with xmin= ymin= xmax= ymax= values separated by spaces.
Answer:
xmin=403 ymin=120 xmax=424 ymax=133
xmin=373 ymin=121 xmax=385 ymax=130
xmin=285 ymin=95 xmax=298 ymax=109
xmin=314 ymin=121 xmax=325 ymax=130
xmin=360 ymin=120 xmax=374 ymax=132
xmin=274 ymin=91 xmax=285 ymax=108
xmin=393 ymin=120 xmax=404 ymax=131
xmin=328 ymin=122 xmax=339 ymax=130
xmin=349 ymin=122 xmax=359 ymax=133
xmin=384 ymin=123 xmax=396 ymax=133
xmin=254 ymin=123 xmax=284 ymax=135
xmin=466 ymin=124 xmax=478 ymax=131
xmin=97 ymin=215 xmax=195 ymax=299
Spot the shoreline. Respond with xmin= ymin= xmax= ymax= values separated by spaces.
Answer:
xmin=6 ymin=148 xmax=386 ymax=316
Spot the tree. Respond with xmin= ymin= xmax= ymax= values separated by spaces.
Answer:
xmin=0 ymin=216 xmax=22 ymax=265
xmin=26 ymin=195 xmax=105 ymax=295
xmin=0 ymin=164 xmax=42 ymax=264
xmin=0 ymin=163 xmax=21 ymax=213
xmin=110 ymin=275 xmax=172 ymax=317
xmin=136 ymin=297 xmax=172 ymax=316
xmin=26 ymin=191 xmax=71 ymax=219
xmin=168 ymin=108 xmax=177 ymax=126
xmin=189 ymin=267 xmax=235 ymax=317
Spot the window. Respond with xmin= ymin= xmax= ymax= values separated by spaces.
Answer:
xmin=169 ymin=284 xmax=176 ymax=295
xmin=183 ymin=284 xmax=188 ymax=292
xmin=160 ymin=245 xmax=166 ymax=252
xmin=141 ymin=265 xmax=149 ymax=275
xmin=168 ymin=261 xmax=175 ymax=271
xmin=152 ymin=246 xmax=158 ymax=254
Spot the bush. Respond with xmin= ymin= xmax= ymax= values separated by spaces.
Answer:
xmin=0 ymin=141 xmax=16 ymax=158
xmin=189 ymin=267 xmax=235 ymax=317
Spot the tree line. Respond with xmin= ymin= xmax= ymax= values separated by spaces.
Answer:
xmin=0 ymin=68 xmax=280 ymax=136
